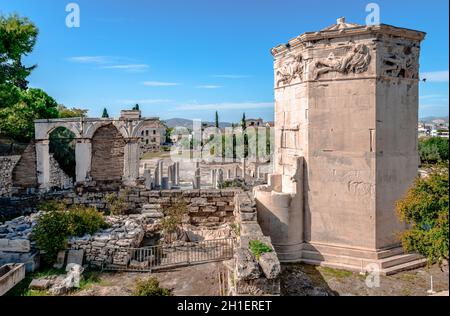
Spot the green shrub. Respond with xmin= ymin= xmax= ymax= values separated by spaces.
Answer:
xmin=32 ymin=202 xmax=108 ymax=263
xmin=160 ymin=198 xmax=188 ymax=243
xmin=396 ymin=162 xmax=449 ymax=265
xmin=68 ymin=204 xmax=109 ymax=236
xmin=105 ymin=190 xmax=130 ymax=215
xmin=418 ymin=137 xmax=449 ymax=164
xmin=133 ymin=277 xmax=171 ymax=296
xmin=32 ymin=211 xmax=73 ymax=263
xmin=249 ymin=240 xmax=273 ymax=260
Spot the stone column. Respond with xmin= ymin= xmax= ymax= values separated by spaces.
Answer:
xmin=193 ymin=161 xmax=201 ymax=189
xmin=123 ymin=138 xmax=140 ymax=185
xmin=174 ymin=162 xmax=180 ymax=185
xmin=35 ymin=139 xmax=51 ymax=189
xmin=168 ymin=165 xmax=173 ymax=187
xmin=75 ymin=139 xmax=92 ymax=183
xmin=157 ymin=160 xmax=164 ymax=188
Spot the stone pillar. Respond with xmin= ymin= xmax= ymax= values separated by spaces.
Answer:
xmin=35 ymin=139 xmax=51 ymax=189
xmin=154 ymin=161 xmax=160 ymax=188
xmin=123 ymin=138 xmax=140 ymax=185
xmin=193 ymin=161 xmax=201 ymax=189
xmin=157 ymin=160 xmax=164 ymax=188
xmin=175 ymin=162 xmax=180 ymax=185
xmin=75 ymin=139 xmax=91 ymax=183
xmin=227 ymin=168 xmax=231 ymax=180
xmin=241 ymin=158 xmax=246 ymax=179
xmin=168 ymin=165 xmax=173 ymax=187
xmin=216 ymin=169 xmax=224 ymax=188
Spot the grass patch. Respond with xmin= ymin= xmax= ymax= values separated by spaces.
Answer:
xmin=133 ymin=277 xmax=172 ymax=296
xmin=249 ymin=240 xmax=273 ymax=260
xmin=317 ymin=266 xmax=354 ymax=280
xmin=5 ymin=267 xmax=103 ymax=296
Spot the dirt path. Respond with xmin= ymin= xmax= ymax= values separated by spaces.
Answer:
xmin=73 ymin=262 xmax=222 ymax=296
xmin=280 ymin=263 xmax=449 ymax=296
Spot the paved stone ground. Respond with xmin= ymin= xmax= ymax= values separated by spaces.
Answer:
xmin=72 ymin=262 xmax=222 ymax=296
xmin=280 ymin=263 xmax=449 ymax=296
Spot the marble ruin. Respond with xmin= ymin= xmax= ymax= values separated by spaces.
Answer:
xmin=254 ymin=18 xmax=426 ymax=274
xmin=0 ymin=18 xmax=430 ymax=296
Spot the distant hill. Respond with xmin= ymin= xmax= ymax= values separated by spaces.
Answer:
xmin=419 ymin=116 xmax=449 ymax=123
xmin=163 ymin=118 xmax=232 ymax=129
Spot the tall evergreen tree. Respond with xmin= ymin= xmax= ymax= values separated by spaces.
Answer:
xmin=102 ymin=108 xmax=109 ymax=118
xmin=215 ymin=111 xmax=219 ymax=128
xmin=241 ymin=112 xmax=246 ymax=130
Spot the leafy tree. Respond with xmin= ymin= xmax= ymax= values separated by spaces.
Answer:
xmin=418 ymin=137 xmax=449 ymax=164
xmin=57 ymin=104 xmax=87 ymax=118
xmin=0 ymin=14 xmax=38 ymax=89
xmin=102 ymin=108 xmax=109 ymax=118
xmin=132 ymin=103 xmax=140 ymax=111
xmin=396 ymin=163 xmax=449 ymax=265
xmin=0 ymin=88 xmax=59 ymax=142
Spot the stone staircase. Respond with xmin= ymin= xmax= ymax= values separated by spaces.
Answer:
xmin=300 ymin=244 xmax=427 ymax=275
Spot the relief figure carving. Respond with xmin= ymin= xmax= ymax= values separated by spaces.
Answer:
xmin=276 ymin=54 xmax=304 ymax=87
xmin=313 ymin=43 xmax=371 ymax=80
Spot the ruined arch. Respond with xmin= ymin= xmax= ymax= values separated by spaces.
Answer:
xmin=90 ymin=123 xmax=126 ymax=186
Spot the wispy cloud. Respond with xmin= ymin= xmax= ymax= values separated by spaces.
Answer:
xmin=174 ymin=102 xmax=273 ymax=111
xmin=212 ymin=74 xmax=251 ymax=79
xmin=101 ymin=64 xmax=149 ymax=72
xmin=143 ymin=81 xmax=180 ymax=87
xmin=67 ymin=56 xmax=114 ymax=64
xmin=118 ymin=99 xmax=172 ymax=105
xmin=420 ymin=70 xmax=449 ymax=82
xmin=196 ymin=85 xmax=222 ymax=89
xmin=68 ymin=56 xmax=149 ymax=72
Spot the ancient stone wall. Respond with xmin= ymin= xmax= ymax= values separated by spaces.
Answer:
xmin=225 ymin=192 xmax=281 ymax=296
xmin=11 ymin=142 xmax=37 ymax=192
xmin=91 ymin=124 xmax=125 ymax=184
xmin=49 ymin=154 xmax=73 ymax=190
xmin=0 ymin=156 xmax=21 ymax=197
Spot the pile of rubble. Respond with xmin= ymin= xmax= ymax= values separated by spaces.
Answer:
xmin=0 ymin=213 xmax=40 ymax=272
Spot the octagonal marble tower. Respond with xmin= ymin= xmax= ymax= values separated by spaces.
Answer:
xmin=254 ymin=18 xmax=426 ymax=274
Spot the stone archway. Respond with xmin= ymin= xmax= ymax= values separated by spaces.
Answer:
xmin=90 ymin=124 xmax=126 ymax=186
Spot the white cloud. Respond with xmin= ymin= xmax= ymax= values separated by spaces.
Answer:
xmin=119 ymin=99 xmax=172 ymax=105
xmin=196 ymin=85 xmax=222 ymax=89
xmin=67 ymin=56 xmax=113 ymax=64
xmin=142 ymin=81 xmax=180 ymax=87
xmin=101 ymin=64 xmax=149 ymax=72
xmin=212 ymin=74 xmax=251 ymax=79
xmin=420 ymin=70 xmax=449 ymax=82
xmin=174 ymin=102 xmax=273 ymax=111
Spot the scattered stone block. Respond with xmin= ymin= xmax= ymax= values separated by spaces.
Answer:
xmin=235 ymin=248 xmax=261 ymax=281
xmin=53 ymin=250 xmax=66 ymax=269
xmin=0 ymin=239 xmax=31 ymax=253
xmin=29 ymin=278 xmax=52 ymax=290
xmin=66 ymin=249 xmax=84 ymax=267
xmin=258 ymin=252 xmax=281 ymax=279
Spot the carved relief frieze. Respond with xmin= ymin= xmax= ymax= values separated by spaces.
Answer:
xmin=312 ymin=43 xmax=372 ymax=80
xmin=381 ymin=44 xmax=419 ymax=79
xmin=276 ymin=54 xmax=304 ymax=88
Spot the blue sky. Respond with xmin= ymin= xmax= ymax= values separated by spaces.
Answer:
xmin=0 ymin=0 xmax=448 ymax=122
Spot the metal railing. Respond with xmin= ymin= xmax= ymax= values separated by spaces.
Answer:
xmin=101 ymin=238 xmax=234 ymax=272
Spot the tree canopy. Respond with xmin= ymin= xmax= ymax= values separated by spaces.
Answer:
xmin=396 ymin=163 xmax=449 ymax=265
xmin=0 ymin=14 xmax=38 ymax=89
xmin=419 ymin=137 xmax=449 ymax=164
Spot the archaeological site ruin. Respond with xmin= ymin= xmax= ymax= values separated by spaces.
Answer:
xmin=0 ymin=18 xmax=428 ymax=295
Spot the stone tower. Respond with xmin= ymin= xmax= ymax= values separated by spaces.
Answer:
xmin=254 ymin=18 xmax=426 ymax=274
